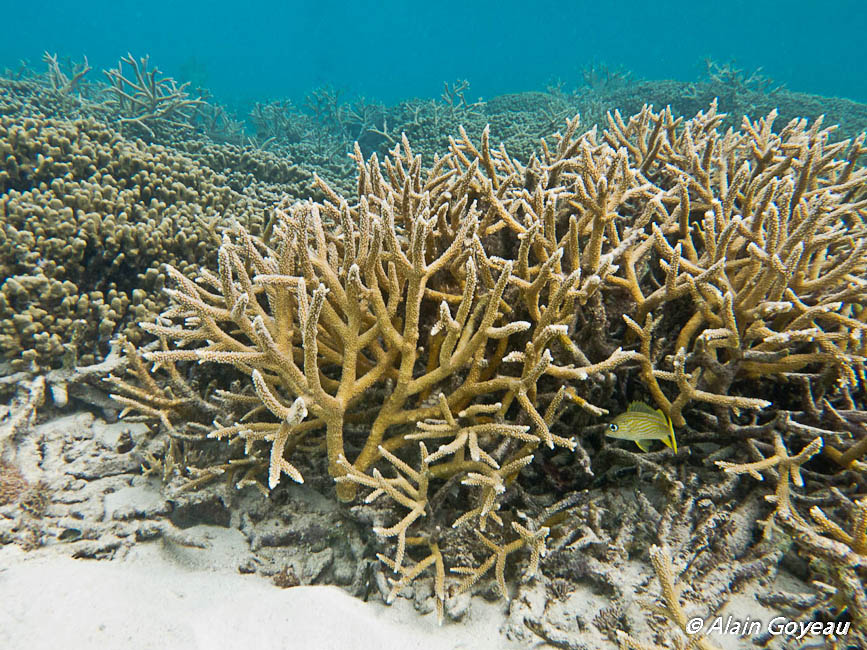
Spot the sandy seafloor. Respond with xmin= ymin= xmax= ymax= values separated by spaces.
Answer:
xmin=0 ymin=406 xmax=807 ymax=650
xmin=0 ymin=548 xmax=516 ymax=650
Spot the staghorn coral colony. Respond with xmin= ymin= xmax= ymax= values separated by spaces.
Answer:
xmin=112 ymin=103 xmax=867 ymax=639
xmin=2 ymin=57 xmax=867 ymax=648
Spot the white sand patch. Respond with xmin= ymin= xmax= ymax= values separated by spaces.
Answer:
xmin=0 ymin=545 xmax=523 ymax=650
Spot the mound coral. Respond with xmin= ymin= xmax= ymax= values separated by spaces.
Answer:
xmin=0 ymin=114 xmax=316 ymax=370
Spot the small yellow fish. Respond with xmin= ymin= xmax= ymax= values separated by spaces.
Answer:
xmin=606 ymin=401 xmax=677 ymax=454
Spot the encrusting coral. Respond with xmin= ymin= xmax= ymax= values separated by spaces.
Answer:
xmin=109 ymin=100 xmax=867 ymax=632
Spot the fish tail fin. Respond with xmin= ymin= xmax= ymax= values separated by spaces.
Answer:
xmin=666 ymin=414 xmax=677 ymax=454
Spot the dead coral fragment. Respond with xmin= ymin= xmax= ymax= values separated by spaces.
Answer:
xmin=616 ymin=545 xmax=723 ymax=650
xmin=776 ymin=503 xmax=867 ymax=635
xmin=0 ymin=376 xmax=45 ymax=451
xmin=450 ymin=521 xmax=549 ymax=600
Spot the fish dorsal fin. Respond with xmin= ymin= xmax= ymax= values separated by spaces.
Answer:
xmin=627 ymin=401 xmax=659 ymax=416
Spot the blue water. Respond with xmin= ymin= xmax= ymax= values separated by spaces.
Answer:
xmin=3 ymin=0 xmax=866 ymax=107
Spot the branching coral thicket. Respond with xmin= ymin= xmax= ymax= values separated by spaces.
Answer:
xmin=113 ymin=103 xmax=867 ymax=619
xmin=606 ymin=104 xmax=867 ymax=429
xmin=117 ymin=126 xmax=640 ymax=614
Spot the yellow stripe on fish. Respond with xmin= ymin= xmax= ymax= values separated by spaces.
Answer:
xmin=605 ymin=401 xmax=677 ymax=454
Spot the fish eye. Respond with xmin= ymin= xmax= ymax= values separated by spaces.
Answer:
xmin=608 ymin=423 xmax=618 ymax=432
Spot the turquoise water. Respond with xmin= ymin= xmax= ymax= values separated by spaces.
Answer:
xmin=3 ymin=0 xmax=866 ymax=105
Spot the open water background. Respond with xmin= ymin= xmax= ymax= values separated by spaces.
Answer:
xmin=2 ymin=0 xmax=866 ymax=106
